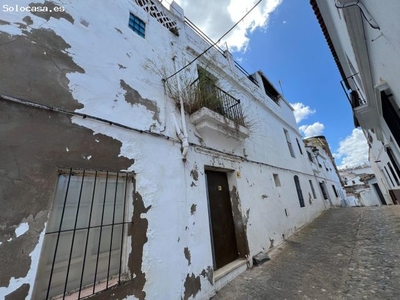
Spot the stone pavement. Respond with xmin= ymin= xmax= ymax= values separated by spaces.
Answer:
xmin=212 ymin=206 xmax=400 ymax=300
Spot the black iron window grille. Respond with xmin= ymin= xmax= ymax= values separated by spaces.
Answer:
xmin=384 ymin=166 xmax=395 ymax=187
xmin=319 ymin=182 xmax=329 ymax=200
xmin=294 ymin=175 xmax=305 ymax=208
xmin=296 ymin=138 xmax=303 ymax=155
xmin=332 ymin=185 xmax=339 ymax=197
xmin=309 ymin=180 xmax=317 ymax=199
xmin=387 ymin=147 xmax=400 ymax=181
xmin=33 ymin=169 xmax=134 ymax=300
xmin=387 ymin=162 xmax=400 ymax=186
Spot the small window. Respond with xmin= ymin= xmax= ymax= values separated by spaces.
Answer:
xmin=260 ymin=74 xmax=280 ymax=103
xmin=284 ymin=129 xmax=295 ymax=158
xmin=129 ymin=13 xmax=146 ymax=38
xmin=273 ymin=174 xmax=281 ymax=187
xmin=332 ymin=185 xmax=339 ymax=197
xmin=307 ymin=151 xmax=314 ymax=163
xmin=294 ymin=175 xmax=305 ymax=207
xmin=309 ymin=180 xmax=316 ymax=199
xmin=296 ymin=138 xmax=303 ymax=155
xmin=33 ymin=169 xmax=133 ymax=299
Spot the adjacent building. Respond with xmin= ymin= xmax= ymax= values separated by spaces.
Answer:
xmin=0 ymin=1 xmax=345 ymax=299
xmin=304 ymin=136 xmax=347 ymax=207
xmin=310 ymin=0 xmax=400 ymax=205
xmin=340 ymin=165 xmax=389 ymax=206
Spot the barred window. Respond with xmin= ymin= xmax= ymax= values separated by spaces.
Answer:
xmin=296 ymin=138 xmax=303 ymax=155
xmin=332 ymin=185 xmax=339 ymax=197
xmin=387 ymin=162 xmax=400 ymax=186
xmin=33 ymin=169 xmax=134 ymax=300
xmin=294 ymin=175 xmax=305 ymax=207
xmin=309 ymin=180 xmax=316 ymax=199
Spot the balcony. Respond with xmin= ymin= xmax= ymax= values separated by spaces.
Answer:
xmin=188 ymin=79 xmax=250 ymax=141
xmin=340 ymin=76 xmax=378 ymax=129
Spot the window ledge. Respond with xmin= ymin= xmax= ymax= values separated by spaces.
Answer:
xmin=189 ymin=107 xmax=250 ymax=140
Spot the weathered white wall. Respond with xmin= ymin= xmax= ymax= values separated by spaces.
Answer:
xmin=346 ymin=195 xmax=360 ymax=207
xmin=0 ymin=1 xmax=344 ymax=299
xmin=316 ymin=0 xmax=400 ymax=208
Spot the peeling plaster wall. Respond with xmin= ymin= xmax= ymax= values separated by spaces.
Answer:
xmin=0 ymin=1 xmax=343 ymax=299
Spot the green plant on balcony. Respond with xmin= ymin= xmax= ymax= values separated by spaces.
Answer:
xmin=167 ymin=77 xmax=246 ymax=128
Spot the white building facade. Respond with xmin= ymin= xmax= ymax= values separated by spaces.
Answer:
xmin=310 ymin=0 xmax=400 ymax=205
xmin=304 ymin=136 xmax=348 ymax=207
xmin=0 ymin=1 xmax=344 ymax=299
xmin=340 ymin=165 xmax=389 ymax=206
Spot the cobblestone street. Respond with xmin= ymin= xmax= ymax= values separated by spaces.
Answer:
xmin=212 ymin=206 xmax=400 ymax=300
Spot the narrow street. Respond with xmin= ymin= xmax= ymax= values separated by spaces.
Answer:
xmin=213 ymin=207 xmax=400 ymax=300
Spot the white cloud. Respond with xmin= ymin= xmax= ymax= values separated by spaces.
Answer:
xmin=174 ymin=0 xmax=283 ymax=52
xmin=299 ymin=122 xmax=324 ymax=138
xmin=334 ymin=128 xmax=369 ymax=169
xmin=291 ymin=102 xmax=316 ymax=123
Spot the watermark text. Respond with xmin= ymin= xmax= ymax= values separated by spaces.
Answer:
xmin=3 ymin=4 xmax=65 ymax=13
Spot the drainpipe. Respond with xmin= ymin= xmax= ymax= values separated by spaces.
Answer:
xmin=172 ymin=54 xmax=189 ymax=161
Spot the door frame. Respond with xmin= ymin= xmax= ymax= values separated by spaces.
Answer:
xmin=204 ymin=166 xmax=249 ymax=270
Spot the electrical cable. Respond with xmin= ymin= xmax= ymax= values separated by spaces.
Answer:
xmin=164 ymin=0 xmax=262 ymax=81
xmin=1 ymin=93 xmax=329 ymax=177
xmin=335 ymin=0 xmax=379 ymax=30
xmin=335 ymin=0 xmax=359 ymax=9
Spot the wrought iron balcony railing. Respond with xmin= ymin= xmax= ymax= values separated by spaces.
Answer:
xmin=340 ymin=73 xmax=366 ymax=108
xmin=190 ymin=79 xmax=245 ymax=127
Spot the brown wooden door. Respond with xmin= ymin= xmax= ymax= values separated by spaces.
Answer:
xmin=206 ymin=170 xmax=238 ymax=269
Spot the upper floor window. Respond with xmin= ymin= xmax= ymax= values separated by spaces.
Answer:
xmin=284 ymin=129 xmax=295 ymax=158
xmin=259 ymin=72 xmax=280 ymax=104
xmin=296 ymin=138 xmax=303 ymax=155
xmin=307 ymin=151 xmax=314 ymax=163
xmin=129 ymin=13 xmax=146 ymax=38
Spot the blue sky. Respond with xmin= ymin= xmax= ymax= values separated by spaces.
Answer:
xmin=174 ymin=0 xmax=369 ymax=168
